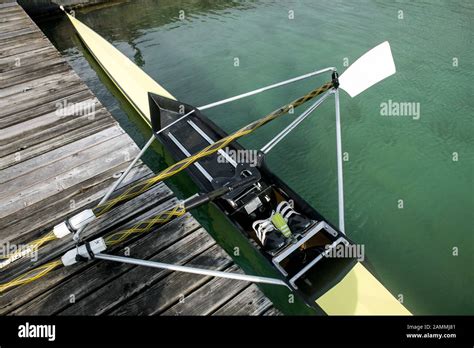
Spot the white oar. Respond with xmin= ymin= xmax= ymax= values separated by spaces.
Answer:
xmin=333 ymin=41 xmax=396 ymax=232
xmin=338 ymin=41 xmax=396 ymax=97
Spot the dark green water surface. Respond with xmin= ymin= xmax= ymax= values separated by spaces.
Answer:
xmin=39 ymin=0 xmax=473 ymax=314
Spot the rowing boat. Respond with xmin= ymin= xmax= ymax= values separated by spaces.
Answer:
xmin=64 ymin=11 xmax=410 ymax=315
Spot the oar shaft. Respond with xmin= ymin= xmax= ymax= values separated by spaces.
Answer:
xmin=95 ymin=253 xmax=289 ymax=287
xmin=334 ymin=89 xmax=345 ymax=234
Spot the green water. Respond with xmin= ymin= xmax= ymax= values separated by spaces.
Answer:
xmin=39 ymin=0 xmax=473 ymax=315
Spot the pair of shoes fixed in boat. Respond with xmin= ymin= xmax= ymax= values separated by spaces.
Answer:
xmin=252 ymin=200 xmax=314 ymax=253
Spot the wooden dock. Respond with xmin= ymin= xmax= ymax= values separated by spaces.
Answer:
xmin=0 ymin=1 xmax=281 ymax=316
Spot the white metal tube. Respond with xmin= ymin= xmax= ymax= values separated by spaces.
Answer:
xmin=198 ymin=67 xmax=336 ymax=110
xmin=95 ymin=253 xmax=289 ymax=287
xmin=261 ymin=90 xmax=333 ymax=154
xmin=334 ymin=89 xmax=345 ymax=234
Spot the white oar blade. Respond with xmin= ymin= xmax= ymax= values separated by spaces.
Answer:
xmin=339 ymin=41 xmax=396 ymax=98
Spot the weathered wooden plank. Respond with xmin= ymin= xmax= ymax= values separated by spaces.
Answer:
xmin=110 ymin=244 xmax=233 ymax=315
xmin=0 ymin=9 xmax=29 ymax=22
xmin=0 ymin=4 xmax=21 ymax=11
xmin=0 ymin=1 xmax=19 ymax=6
xmin=0 ymin=11 xmax=36 ymax=29
xmin=0 ymin=79 xmax=85 ymax=119
xmin=1 ymin=126 xmax=125 ymax=183
xmin=0 ymin=55 xmax=65 ymax=83
xmin=0 ymin=28 xmax=43 ymax=49
xmin=0 ymin=163 xmax=154 ymax=240
xmin=0 ymin=100 xmax=103 ymax=152
xmin=262 ymin=306 xmax=283 ymax=316
xmin=0 ymin=3 xmax=21 ymax=11
xmin=4 ymin=213 xmax=199 ymax=315
xmin=0 ymin=68 xmax=76 ymax=97
xmin=0 ymin=113 xmax=111 ymax=169
xmin=0 ymin=53 xmax=61 ymax=77
xmin=0 ymin=30 xmax=42 ymax=47
xmin=0 ymin=96 xmax=100 ymax=146
xmin=0 ymin=13 xmax=29 ymax=23
xmin=0 ymin=50 xmax=63 ymax=81
xmin=0 ymin=156 xmax=141 ymax=240
xmin=212 ymin=284 xmax=273 ymax=316
xmin=0 ymin=8 xmax=28 ymax=19
xmin=0 ymin=106 xmax=113 ymax=158
xmin=0 ymin=2 xmax=21 ymax=11
xmin=0 ymin=6 xmax=22 ymax=17
xmin=0 ymin=132 xmax=132 ymax=198
xmin=0 ymin=18 xmax=32 ymax=32
xmin=0 ymin=28 xmax=39 ymax=49
xmin=0 ymin=26 xmax=46 ymax=48
xmin=0 ymin=45 xmax=56 ymax=70
xmin=0 ymin=7 xmax=27 ymax=17
xmin=0 ymin=4 xmax=25 ymax=13
xmin=0 ymin=2 xmax=19 ymax=10
xmin=57 ymin=228 xmax=214 ymax=316
xmin=0 ymin=69 xmax=76 ymax=103
xmin=0 ymin=8 xmax=25 ymax=18
xmin=0 ymin=59 xmax=70 ymax=89
xmin=0 ymin=12 xmax=24 ymax=23
xmin=0 ymin=83 xmax=90 ymax=125
xmin=0 ymin=88 xmax=92 ymax=129
xmin=162 ymin=265 xmax=248 ymax=316
xmin=0 ymin=139 xmax=138 ymax=220
xmin=0 ymin=8 xmax=29 ymax=20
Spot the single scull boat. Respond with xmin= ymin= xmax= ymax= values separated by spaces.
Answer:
xmin=63 ymin=10 xmax=410 ymax=315
xmin=0 ymin=8 xmax=411 ymax=316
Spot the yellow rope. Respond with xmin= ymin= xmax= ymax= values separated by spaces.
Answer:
xmin=0 ymin=231 xmax=57 ymax=268
xmin=0 ymin=259 xmax=62 ymax=293
xmin=104 ymin=204 xmax=186 ymax=246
